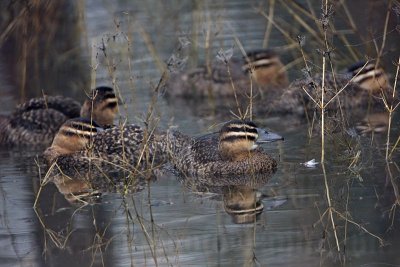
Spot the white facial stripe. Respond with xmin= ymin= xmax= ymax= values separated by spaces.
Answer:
xmin=61 ymin=127 xmax=97 ymax=137
xmin=242 ymin=57 xmax=279 ymax=71
xmin=354 ymin=63 xmax=375 ymax=74
xmin=352 ymin=69 xmax=384 ymax=84
xmin=105 ymin=98 xmax=118 ymax=104
xmin=70 ymin=121 xmax=97 ymax=130
xmin=222 ymin=131 xmax=258 ymax=139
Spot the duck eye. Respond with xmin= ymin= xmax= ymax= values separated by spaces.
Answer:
xmin=106 ymin=102 xmax=118 ymax=109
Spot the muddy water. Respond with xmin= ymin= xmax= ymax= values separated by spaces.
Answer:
xmin=0 ymin=0 xmax=400 ymax=266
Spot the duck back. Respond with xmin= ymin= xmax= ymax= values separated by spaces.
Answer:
xmin=14 ymin=95 xmax=81 ymax=118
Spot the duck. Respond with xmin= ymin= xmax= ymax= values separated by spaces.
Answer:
xmin=43 ymin=117 xmax=168 ymax=178
xmin=45 ymin=119 xmax=282 ymax=178
xmin=165 ymin=49 xmax=288 ymax=97
xmin=0 ymin=86 xmax=118 ymax=146
xmin=165 ymin=120 xmax=283 ymax=177
xmin=267 ymin=60 xmax=395 ymax=116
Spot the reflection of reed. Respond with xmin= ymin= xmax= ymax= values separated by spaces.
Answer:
xmin=33 ymin=191 xmax=115 ymax=266
xmin=0 ymin=1 xmax=89 ymax=100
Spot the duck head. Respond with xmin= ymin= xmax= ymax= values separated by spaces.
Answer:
xmin=242 ymin=49 xmax=288 ymax=87
xmin=44 ymin=118 xmax=102 ymax=163
xmin=348 ymin=61 xmax=390 ymax=93
xmin=80 ymin=86 xmax=119 ymax=126
xmin=218 ymin=120 xmax=283 ymax=161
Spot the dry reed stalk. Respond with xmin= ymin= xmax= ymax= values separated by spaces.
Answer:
xmin=319 ymin=0 xmax=342 ymax=253
xmin=262 ymin=0 xmax=276 ymax=48
xmin=257 ymin=7 xmax=298 ymax=48
xmin=90 ymin=38 xmax=99 ymax=90
xmin=280 ymin=1 xmax=323 ymax=44
xmin=387 ymin=162 xmax=400 ymax=227
xmin=386 ymin=56 xmax=400 ymax=159
xmin=290 ymin=1 xmax=359 ymax=61
xmin=131 ymin=197 xmax=160 ymax=265
xmin=137 ymin=22 xmax=166 ymax=74
xmin=376 ymin=0 xmax=393 ymax=68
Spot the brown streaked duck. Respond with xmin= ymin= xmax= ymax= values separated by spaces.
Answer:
xmin=0 ymin=86 xmax=118 ymax=146
xmin=165 ymin=49 xmax=288 ymax=97
xmin=165 ymin=120 xmax=283 ymax=177
xmin=43 ymin=118 xmax=167 ymax=177
xmin=267 ymin=61 xmax=396 ymax=116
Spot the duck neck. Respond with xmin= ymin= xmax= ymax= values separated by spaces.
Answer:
xmin=220 ymin=147 xmax=253 ymax=162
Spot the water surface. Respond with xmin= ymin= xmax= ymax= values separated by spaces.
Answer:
xmin=0 ymin=1 xmax=399 ymax=266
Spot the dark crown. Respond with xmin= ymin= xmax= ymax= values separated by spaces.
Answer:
xmin=245 ymin=49 xmax=277 ymax=62
xmin=92 ymin=86 xmax=117 ymax=101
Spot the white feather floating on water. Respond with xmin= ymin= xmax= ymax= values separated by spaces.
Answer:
xmin=301 ymin=159 xmax=319 ymax=168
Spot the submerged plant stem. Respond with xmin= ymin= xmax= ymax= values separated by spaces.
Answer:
xmin=387 ymin=56 xmax=400 ymax=159
xmin=321 ymin=163 xmax=340 ymax=252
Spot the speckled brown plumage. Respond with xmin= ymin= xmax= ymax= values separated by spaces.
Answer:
xmin=165 ymin=121 xmax=279 ymax=177
xmin=168 ymin=134 xmax=277 ymax=177
xmin=267 ymin=62 xmax=397 ymax=116
xmin=166 ymin=60 xmax=250 ymax=97
xmin=14 ymin=95 xmax=82 ymax=118
xmin=165 ymin=49 xmax=288 ymax=97
xmin=46 ymin=120 xmax=280 ymax=186
xmin=46 ymin=124 xmax=169 ymax=177
xmin=0 ymin=86 xmax=118 ymax=146
xmin=0 ymin=96 xmax=81 ymax=146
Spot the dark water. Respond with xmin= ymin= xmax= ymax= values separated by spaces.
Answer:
xmin=0 ymin=0 xmax=400 ymax=266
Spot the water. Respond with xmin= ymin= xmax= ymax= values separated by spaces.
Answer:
xmin=0 ymin=0 xmax=400 ymax=266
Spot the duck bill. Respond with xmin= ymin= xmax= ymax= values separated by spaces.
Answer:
xmin=256 ymin=128 xmax=284 ymax=143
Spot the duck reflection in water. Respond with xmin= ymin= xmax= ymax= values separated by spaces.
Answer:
xmin=176 ymin=171 xmax=283 ymax=224
xmin=223 ymin=185 xmax=265 ymax=224
xmin=49 ymin=170 xmax=152 ymax=206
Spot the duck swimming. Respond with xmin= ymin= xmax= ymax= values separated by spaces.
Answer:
xmin=0 ymin=86 xmax=118 ymax=146
xmin=165 ymin=49 xmax=288 ymax=97
xmin=43 ymin=118 xmax=168 ymax=178
xmin=267 ymin=61 xmax=395 ymax=116
xmin=44 ymin=118 xmax=282 ymax=178
xmin=165 ymin=120 xmax=283 ymax=177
